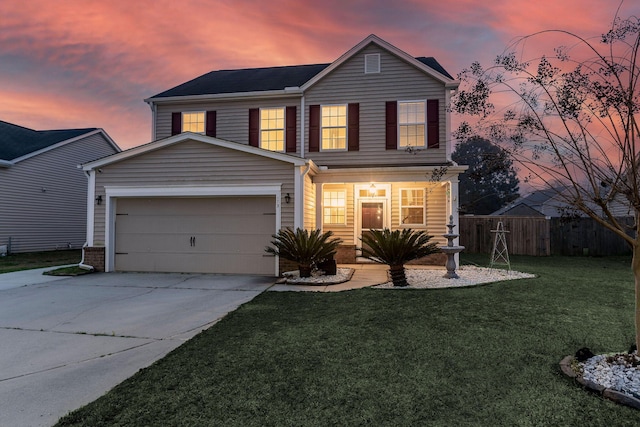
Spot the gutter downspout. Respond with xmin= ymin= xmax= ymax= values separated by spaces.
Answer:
xmin=78 ymin=242 xmax=94 ymax=271
xmin=300 ymin=95 xmax=305 ymax=158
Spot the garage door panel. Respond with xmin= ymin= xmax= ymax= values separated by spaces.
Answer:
xmin=116 ymin=253 xmax=275 ymax=275
xmin=114 ymin=196 xmax=277 ymax=275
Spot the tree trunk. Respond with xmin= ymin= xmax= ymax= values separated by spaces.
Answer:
xmin=389 ymin=264 xmax=408 ymax=287
xmin=633 ymin=243 xmax=640 ymax=352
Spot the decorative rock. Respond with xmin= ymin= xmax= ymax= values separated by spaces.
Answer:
xmin=561 ymin=352 xmax=640 ymax=410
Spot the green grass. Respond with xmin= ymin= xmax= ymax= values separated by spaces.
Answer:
xmin=0 ymin=250 xmax=81 ymax=274
xmin=56 ymin=255 xmax=638 ymax=426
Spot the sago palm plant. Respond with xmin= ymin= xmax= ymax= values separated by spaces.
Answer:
xmin=265 ymin=228 xmax=342 ymax=277
xmin=360 ymin=228 xmax=440 ymax=287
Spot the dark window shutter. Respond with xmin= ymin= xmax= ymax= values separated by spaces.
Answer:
xmin=309 ymin=105 xmax=320 ymax=152
xmin=427 ymin=99 xmax=439 ymax=149
xmin=385 ymin=101 xmax=397 ymax=150
xmin=348 ymin=103 xmax=359 ymax=151
xmin=285 ymin=106 xmax=297 ymax=153
xmin=249 ymin=108 xmax=259 ymax=147
xmin=206 ymin=111 xmax=216 ymax=137
xmin=171 ymin=112 xmax=182 ymax=135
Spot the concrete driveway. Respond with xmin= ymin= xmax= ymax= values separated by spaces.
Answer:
xmin=0 ymin=270 xmax=274 ymax=427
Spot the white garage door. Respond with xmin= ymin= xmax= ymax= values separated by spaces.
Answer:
xmin=114 ymin=197 xmax=276 ymax=275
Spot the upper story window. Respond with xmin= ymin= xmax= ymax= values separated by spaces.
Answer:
xmin=323 ymin=190 xmax=346 ymax=224
xmin=398 ymin=101 xmax=425 ymax=148
xmin=182 ymin=112 xmax=205 ymax=134
xmin=260 ymin=108 xmax=285 ymax=152
xmin=321 ymin=105 xmax=347 ymax=151
xmin=400 ymin=188 xmax=425 ymax=225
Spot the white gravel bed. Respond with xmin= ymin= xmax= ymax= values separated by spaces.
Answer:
xmin=281 ymin=268 xmax=354 ymax=285
xmin=579 ymin=353 xmax=640 ymax=399
xmin=375 ymin=265 xmax=536 ymax=289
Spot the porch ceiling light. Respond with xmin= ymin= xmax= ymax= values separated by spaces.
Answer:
xmin=369 ymin=183 xmax=376 ymax=196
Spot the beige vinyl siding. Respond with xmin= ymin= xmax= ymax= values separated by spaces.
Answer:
xmin=321 ymin=183 xmax=355 ymax=245
xmin=303 ymin=173 xmax=316 ymax=230
xmin=305 ymin=44 xmax=447 ymax=166
xmin=0 ymin=133 xmax=118 ymax=253
xmin=318 ymin=181 xmax=447 ymax=247
xmin=155 ymin=96 xmax=300 ymax=143
xmin=92 ymin=139 xmax=295 ymax=245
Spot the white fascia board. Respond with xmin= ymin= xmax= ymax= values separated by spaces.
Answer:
xmin=313 ymin=165 xmax=468 ymax=183
xmin=11 ymin=129 xmax=120 ymax=165
xmin=144 ymin=88 xmax=303 ymax=105
xmin=301 ymin=34 xmax=459 ymax=90
xmin=104 ymin=184 xmax=282 ymax=198
xmin=83 ymin=133 xmax=311 ymax=170
xmin=0 ymin=159 xmax=12 ymax=168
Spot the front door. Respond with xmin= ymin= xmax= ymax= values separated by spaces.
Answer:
xmin=355 ymin=184 xmax=390 ymax=257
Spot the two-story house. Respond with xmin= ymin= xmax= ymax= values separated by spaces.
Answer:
xmin=81 ymin=34 xmax=466 ymax=275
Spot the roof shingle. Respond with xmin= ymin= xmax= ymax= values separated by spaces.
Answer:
xmin=150 ymin=56 xmax=453 ymax=99
xmin=0 ymin=120 xmax=96 ymax=161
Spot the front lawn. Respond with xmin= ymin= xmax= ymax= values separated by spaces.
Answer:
xmin=57 ymin=255 xmax=638 ymax=426
xmin=0 ymin=249 xmax=81 ymax=274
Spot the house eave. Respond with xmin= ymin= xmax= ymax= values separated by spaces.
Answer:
xmin=145 ymin=88 xmax=303 ymax=105
xmin=0 ymin=159 xmax=12 ymax=168
xmin=313 ymin=164 xmax=467 ymax=183
xmin=82 ymin=132 xmax=311 ymax=171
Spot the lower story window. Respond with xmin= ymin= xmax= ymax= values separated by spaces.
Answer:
xmin=323 ymin=190 xmax=346 ymax=224
xmin=400 ymin=188 xmax=425 ymax=225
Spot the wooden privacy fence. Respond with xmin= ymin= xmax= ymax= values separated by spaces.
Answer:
xmin=460 ymin=216 xmax=550 ymax=256
xmin=459 ymin=216 xmax=634 ymax=256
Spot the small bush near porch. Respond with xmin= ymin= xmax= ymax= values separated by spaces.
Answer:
xmin=56 ymin=255 xmax=638 ymax=426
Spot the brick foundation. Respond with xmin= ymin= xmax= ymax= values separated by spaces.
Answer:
xmin=335 ymin=245 xmax=357 ymax=263
xmin=279 ymin=258 xmax=298 ymax=275
xmin=406 ymin=253 xmax=447 ymax=266
xmin=83 ymin=247 xmax=105 ymax=272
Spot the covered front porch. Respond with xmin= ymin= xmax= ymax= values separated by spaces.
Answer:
xmin=309 ymin=165 xmax=466 ymax=264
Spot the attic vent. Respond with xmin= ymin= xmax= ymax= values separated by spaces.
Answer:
xmin=364 ymin=54 xmax=380 ymax=74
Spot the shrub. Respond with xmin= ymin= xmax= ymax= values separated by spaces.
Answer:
xmin=265 ymin=228 xmax=342 ymax=277
xmin=360 ymin=228 xmax=440 ymax=287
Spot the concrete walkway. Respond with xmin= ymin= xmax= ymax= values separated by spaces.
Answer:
xmin=269 ymin=263 xmax=389 ymax=292
xmin=0 ymin=265 xmax=75 ymax=291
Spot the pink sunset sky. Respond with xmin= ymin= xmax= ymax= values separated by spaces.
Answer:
xmin=1 ymin=0 xmax=638 ymax=149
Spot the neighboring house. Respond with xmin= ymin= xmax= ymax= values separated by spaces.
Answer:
xmin=492 ymin=188 xmax=633 ymax=218
xmin=82 ymin=34 xmax=466 ymax=275
xmin=0 ymin=120 xmax=120 ymax=253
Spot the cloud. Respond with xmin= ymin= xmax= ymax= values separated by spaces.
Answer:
xmin=0 ymin=0 xmax=639 ymax=149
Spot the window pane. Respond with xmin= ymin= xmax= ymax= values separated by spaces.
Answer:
xmin=401 ymin=207 xmax=424 ymax=224
xmin=321 ymin=105 xmax=347 ymax=150
xmin=400 ymin=189 xmax=425 ymax=224
xmin=323 ymin=191 xmax=346 ymax=224
xmin=183 ymin=112 xmax=205 ymax=133
xmin=260 ymin=108 xmax=285 ymax=151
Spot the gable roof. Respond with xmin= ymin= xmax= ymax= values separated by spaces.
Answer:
xmin=0 ymin=120 xmax=99 ymax=161
xmin=146 ymin=34 xmax=456 ymax=102
xmin=82 ymin=132 xmax=311 ymax=171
